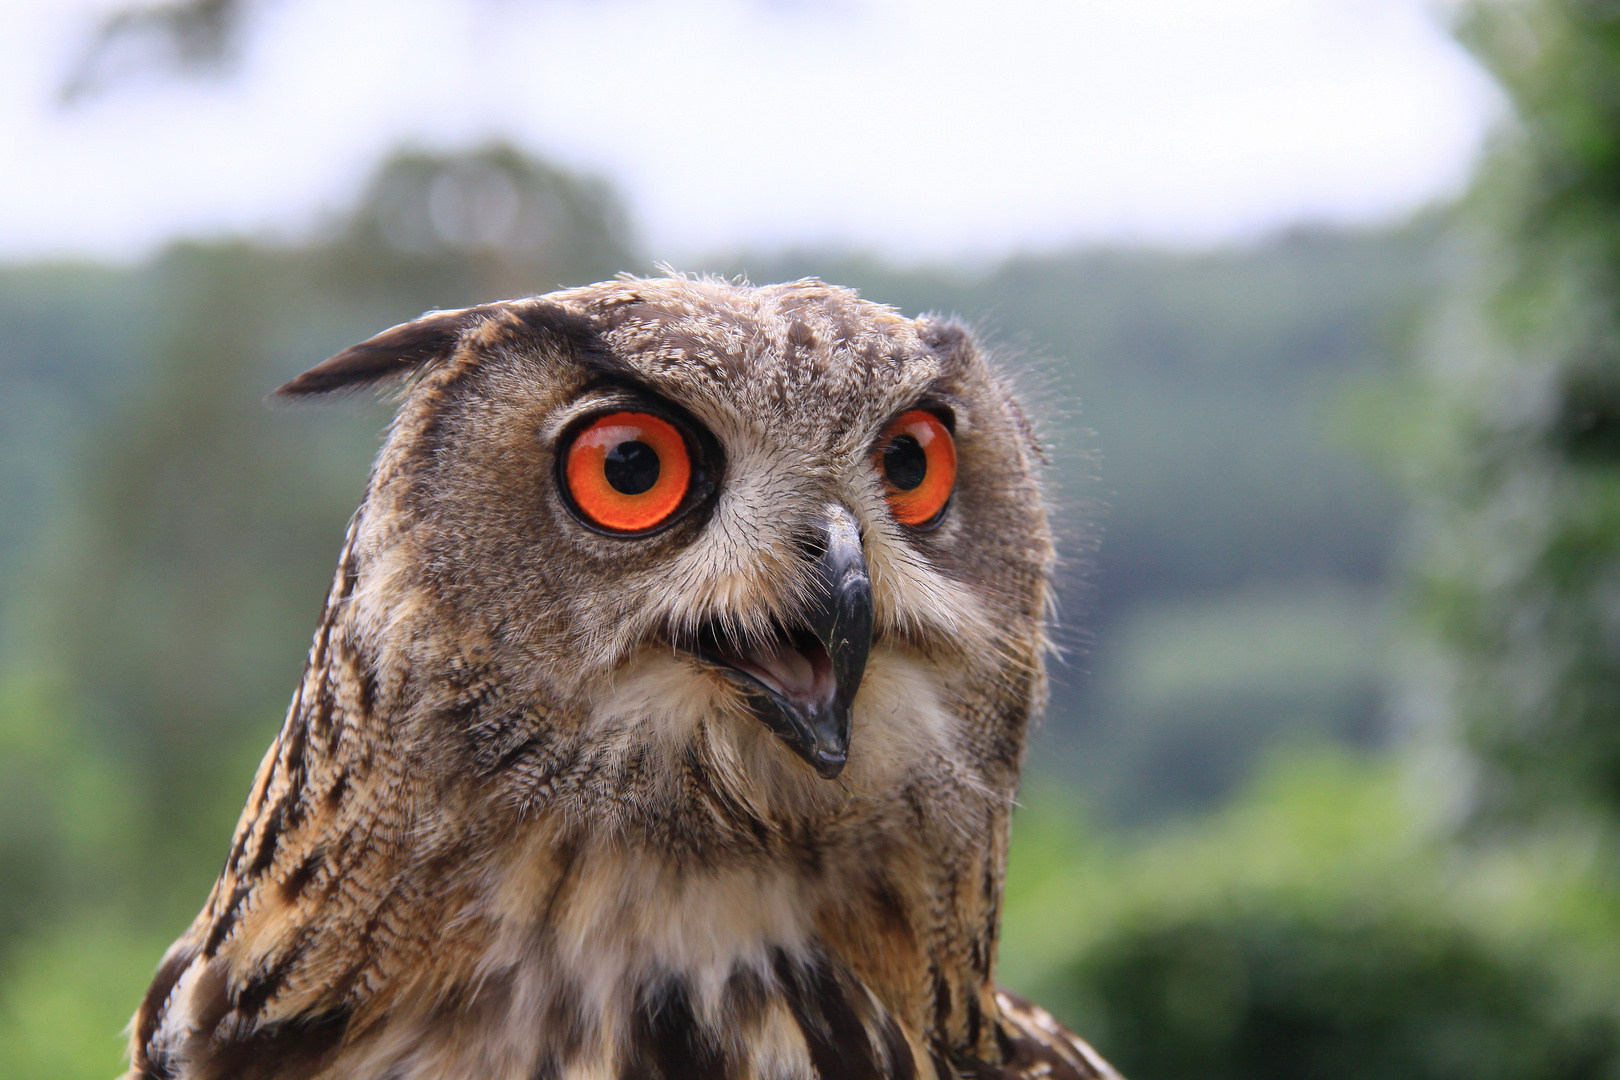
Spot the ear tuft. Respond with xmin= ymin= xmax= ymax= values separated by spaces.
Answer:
xmin=916 ymin=316 xmax=971 ymax=358
xmin=272 ymin=308 xmax=475 ymax=398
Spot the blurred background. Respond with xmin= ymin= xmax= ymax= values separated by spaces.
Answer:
xmin=3 ymin=0 xmax=1620 ymax=1076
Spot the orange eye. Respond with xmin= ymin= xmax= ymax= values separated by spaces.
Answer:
xmin=874 ymin=410 xmax=956 ymax=527
xmin=564 ymin=411 xmax=692 ymax=533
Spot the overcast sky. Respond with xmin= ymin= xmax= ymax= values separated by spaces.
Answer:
xmin=4 ymin=0 xmax=1501 ymax=265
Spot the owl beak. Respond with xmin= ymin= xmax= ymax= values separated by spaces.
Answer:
xmin=795 ymin=504 xmax=874 ymax=777
xmin=697 ymin=505 xmax=873 ymax=779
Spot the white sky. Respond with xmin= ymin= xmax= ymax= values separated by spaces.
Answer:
xmin=4 ymin=0 xmax=1501 ymax=265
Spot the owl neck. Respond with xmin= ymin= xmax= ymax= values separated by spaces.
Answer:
xmin=441 ymin=641 xmax=1016 ymax=1073
xmin=475 ymin=818 xmax=1008 ymax=1076
xmin=353 ymin=633 xmax=1011 ymax=1074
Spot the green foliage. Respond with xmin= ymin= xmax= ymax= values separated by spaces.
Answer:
xmin=0 ymin=917 xmax=171 ymax=1080
xmin=1003 ymin=752 xmax=1620 ymax=1080
xmin=1406 ymin=0 xmax=1620 ymax=826
xmin=1074 ymin=911 xmax=1615 ymax=1080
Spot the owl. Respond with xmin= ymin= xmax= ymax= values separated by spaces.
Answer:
xmin=123 ymin=275 xmax=1119 ymax=1080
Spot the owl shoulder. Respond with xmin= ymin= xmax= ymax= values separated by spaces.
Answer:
xmin=955 ymin=990 xmax=1122 ymax=1080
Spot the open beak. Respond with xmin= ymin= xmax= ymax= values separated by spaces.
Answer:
xmin=697 ymin=504 xmax=874 ymax=779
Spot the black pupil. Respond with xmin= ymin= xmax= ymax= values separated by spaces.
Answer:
xmin=603 ymin=440 xmax=660 ymax=495
xmin=883 ymin=434 xmax=927 ymax=491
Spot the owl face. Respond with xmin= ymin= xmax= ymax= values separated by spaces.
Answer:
xmin=282 ymin=276 xmax=1052 ymax=805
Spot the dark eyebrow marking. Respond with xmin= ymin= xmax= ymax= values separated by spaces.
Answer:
xmin=575 ymin=352 xmax=649 ymax=389
xmin=513 ymin=302 xmax=643 ymax=384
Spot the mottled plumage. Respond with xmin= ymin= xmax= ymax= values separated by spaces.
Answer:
xmin=124 ymin=276 xmax=1120 ymax=1080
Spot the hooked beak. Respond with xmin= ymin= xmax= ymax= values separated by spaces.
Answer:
xmin=696 ymin=505 xmax=874 ymax=779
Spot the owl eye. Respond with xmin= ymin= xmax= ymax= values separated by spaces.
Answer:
xmin=563 ymin=411 xmax=693 ymax=533
xmin=874 ymin=410 xmax=956 ymax=527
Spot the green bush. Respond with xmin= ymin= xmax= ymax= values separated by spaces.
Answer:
xmin=1071 ymin=910 xmax=1617 ymax=1080
xmin=1002 ymin=751 xmax=1620 ymax=1080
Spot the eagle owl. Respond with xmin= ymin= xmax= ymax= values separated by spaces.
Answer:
xmin=124 ymin=276 xmax=1120 ymax=1080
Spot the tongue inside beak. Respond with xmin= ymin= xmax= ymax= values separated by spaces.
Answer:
xmin=700 ymin=625 xmax=852 ymax=778
xmin=721 ymin=631 xmax=836 ymax=713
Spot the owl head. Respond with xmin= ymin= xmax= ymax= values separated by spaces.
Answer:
xmin=278 ymin=275 xmax=1053 ymax=827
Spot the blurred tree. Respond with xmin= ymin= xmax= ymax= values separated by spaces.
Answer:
xmin=57 ymin=0 xmax=802 ymax=103
xmin=59 ymin=0 xmax=241 ymax=103
xmin=1407 ymin=0 xmax=1620 ymax=828
xmin=324 ymin=143 xmax=636 ymax=308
